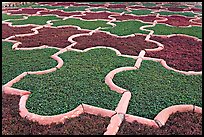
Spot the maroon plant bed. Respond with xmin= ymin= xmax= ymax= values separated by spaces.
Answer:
xmin=2 ymin=7 xmax=21 ymax=11
xmin=167 ymin=7 xmax=186 ymax=12
xmin=38 ymin=10 xmax=82 ymax=17
xmin=10 ymin=26 xmax=90 ymax=48
xmin=117 ymin=111 xmax=202 ymax=135
xmin=72 ymin=3 xmax=105 ymax=8
xmin=51 ymin=2 xmax=75 ymax=7
xmin=160 ymin=15 xmax=202 ymax=27
xmin=128 ymin=5 xmax=147 ymax=10
xmin=76 ymin=12 xmax=114 ymax=20
xmin=2 ymin=23 xmax=35 ymax=39
xmin=2 ymin=93 xmax=111 ymax=135
xmin=145 ymin=35 xmax=202 ymax=71
xmin=73 ymin=31 xmax=158 ymax=56
xmin=6 ymin=8 xmax=46 ymax=15
xmin=106 ymin=4 xmax=127 ymax=9
xmin=128 ymin=5 xmax=165 ymax=10
xmin=113 ymin=14 xmax=161 ymax=23
xmin=184 ymin=7 xmax=202 ymax=13
xmin=37 ymin=2 xmax=57 ymax=5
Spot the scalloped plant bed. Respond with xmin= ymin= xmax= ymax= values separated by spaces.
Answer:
xmin=90 ymin=8 xmax=128 ymax=13
xmin=7 ymin=15 xmax=62 ymax=26
xmin=113 ymin=60 xmax=202 ymax=119
xmin=2 ymin=23 xmax=35 ymax=39
xmin=100 ymin=20 xmax=150 ymax=36
xmin=38 ymin=10 xmax=82 ymax=17
xmin=159 ymin=15 xmax=202 ymax=27
xmin=31 ymin=5 xmax=66 ymax=10
xmin=2 ymin=13 xmax=24 ymax=21
xmin=5 ymin=8 xmax=46 ymax=15
xmin=112 ymin=14 xmax=161 ymax=23
xmin=117 ymin=111 xmax=202 ymax=135
xmin=145 ymin=35 xmax=202 ymax=72
xmin=2 ymin=93 xmax=111 ymax=135
xmin=2 ymin=41 xmax=58 ymax=85
xmin=72 ymin=31 xmax=158 ymax=56
xmin=51 ymin=18 xmax=112 ymax=30
xmin=126 ymin=9 xmax=153 ymax=16
xmin=12 ymin=48 xmax=135 ymax=116
xmin=10 ymin=26 xmax=90 ymax=48
xmin=70 ymin=12 xmax=114 ymax=21
xmin=2 ymin=93 xmax=202 ymax=135
xmin=157 ymin=11 xmax=197 ymax=17
xmin=147 ymin=23 xmax=202 ymax=39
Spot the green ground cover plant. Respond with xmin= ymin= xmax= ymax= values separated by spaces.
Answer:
xmin=90 ymin=8 xmax=128 ymax=13
xmin=51 ymin=18 xmax=111 ymax=30
xmin=89 ymin=2 xmax=107 ymax=4
xmin=177 ymin=5 xmax=189 ymax=8
xmin=126 ymin=9 xmax=153 ymax=15
xmin=14 ymin=3 xmax=37 ymax=8
xmin=148 ymin=23 xmax=202 ymax=39
xmin=12 ymin=48 xmax=135 ymax=115
xmin=142 ymin=2 xmax=156 ymax=7
xmin=2 ymin=42 xmax=58 ymax=85
xmin=195 ymin=5 xmax=202 ymax=9
xmin=113 ymin=60 xmax=202 ymax=119
xmin=101 ymin=20 xmax=150 ymax=36
xmin=158 ymin=11 xmax=196 ymax=17
xmin=31 ymin=5 xmax=65 ymax=10
xmin=161 ymin=3 xmax=173 ymax=7
xmin=62 ymin=6 xmax=89 ymax=12
xmin=2 ymin=13 xmax=24 ymax=21
xmin=109 ymin=2 xmax=125 ymax=4
xmin=7 ymin=15 xmax=62 ymax=25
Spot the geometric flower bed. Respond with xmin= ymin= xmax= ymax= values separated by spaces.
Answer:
xmin=2 ymin=41 xmax=58 ymax=85
xmin=113 ymin=60 xmax=202 ymax=118
xmin=9 ymin=26 xmax=90 ymax=48
xmin=2 ymin=2 xmax=202 ymax=135
xmin=145 ymin=35 xmax=202 ymax=71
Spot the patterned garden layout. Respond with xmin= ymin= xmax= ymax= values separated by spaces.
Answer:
xmin=2 ymin=2 xmax=202 ymax=135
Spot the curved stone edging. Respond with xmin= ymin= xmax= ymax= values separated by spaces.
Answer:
xmin=154 ymin=104 xmax=202 ymax=127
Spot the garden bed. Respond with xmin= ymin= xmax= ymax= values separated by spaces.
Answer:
xmin=2 ymin=23 xmax=35 ymax=39
xmin=159 ymin=15 xmax=201 ymax=27
xmin=10 ymin=26 xmax=90 ymax=48
xmin=73 ymin=31 xmax=158 ymax=56
xmin=145 ymin=35 xmax=202 ymax=71
xmin=113 ymin=14 xmax=161 ymax=22
xmin=117 ymin=111 xmax=202 ymax=135
xmin=2 ymin=93 xmax=111 ymax=135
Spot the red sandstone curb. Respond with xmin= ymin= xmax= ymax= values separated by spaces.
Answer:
xmin=154 ymin=104 xmax=202 ymax=127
